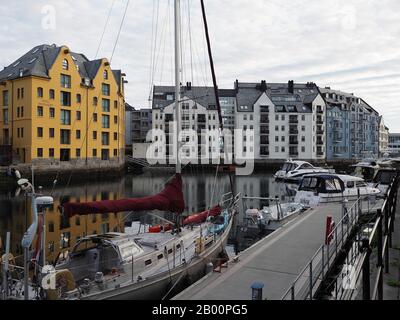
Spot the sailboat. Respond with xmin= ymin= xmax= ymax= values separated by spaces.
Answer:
xmin=36 ymin=0 xmax=237 ymax=300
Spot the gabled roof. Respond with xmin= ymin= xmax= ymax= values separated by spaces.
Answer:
xmin=152 ymin=85 xmax=235 ymax=110
xmin=235 ymin=81 xmax=319 ymax=113
xmin=0 ymin=44 xmax=123 ymax=87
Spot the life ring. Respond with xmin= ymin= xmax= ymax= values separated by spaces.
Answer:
xmin=45 ymin=269 xmax=76 ymax=300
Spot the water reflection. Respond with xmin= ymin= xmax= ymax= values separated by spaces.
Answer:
xmin=0 ymin=172 xmax=295 ymax=263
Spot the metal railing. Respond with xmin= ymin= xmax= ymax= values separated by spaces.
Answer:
xmin=282 ymin=177 xmax=399 ymax=300
xmin=281 ymin=197 xmax=365 ymax=300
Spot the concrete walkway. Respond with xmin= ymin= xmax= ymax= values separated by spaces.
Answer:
xmin=174 ymin=202 xmax=349 ymax=300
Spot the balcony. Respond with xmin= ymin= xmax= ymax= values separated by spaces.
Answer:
xmin=260 ymin=137 xmax=269 ymax=145
xmin=317 ymin=151 xmax=324 ymax=156
xmin=289 ymin=140 xmax=299 ymax=145
xmin=260 ymin=126 xmax=269 ymax=134
xmin=289 ymin=151 xmax=299 ymax=157
xmin=317 ymin=139 xmax=324 ymax=145
xmin=289 ymin=129 xmax=299 ymax=135
xmin=317 ymin=109 xmax=324 ymax=114
xmin=317 ymin=129 xmax=324 ymax=135
xmin=289 ymin=118 xmax=298 ymax=124
xmin=260 ymin=116 xmax=269 ymax=124
xmin=316 ymin=118 xmax=324 ymax=125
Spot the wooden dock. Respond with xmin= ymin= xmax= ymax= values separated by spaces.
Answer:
xmin=173 ymin=199 xmax=382 ymax=300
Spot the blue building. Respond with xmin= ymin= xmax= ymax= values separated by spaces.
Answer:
xmin=321 ymin=87 xmax=379 ymax=160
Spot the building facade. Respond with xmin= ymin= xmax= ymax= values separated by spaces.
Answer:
xmin=320 ymin=87 xmax=379 ymax=160
xmin=388 ymin=133 xmax=400 ymax=156
xmin=378 ymin=116 xmax=389 ymax=156
xmin=151 ymin=84 xmax=236 ymax=163
xmin=0 ymin=44 xmax=126 ymax=165
xmin=235 ymin=80 xmax=326 ymax=161
xmin=125 ymin=103 xmax=152 ymax=147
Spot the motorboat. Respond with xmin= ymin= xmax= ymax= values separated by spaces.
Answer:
xmin=351 ymin=159 xmax=381 ymax=181
xmin=294 ymin=174 xmax=381 ymax=207
xmin=368 ymin=168 xmax=398 ymax=197
xmin=244 ymin=197 xmax=306 ymax=231
xmin=274 ymin=160 xmax=333 ymax=182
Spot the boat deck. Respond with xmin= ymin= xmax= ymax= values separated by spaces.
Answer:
xmin=173 ymin=199 xmax=382 ymax=300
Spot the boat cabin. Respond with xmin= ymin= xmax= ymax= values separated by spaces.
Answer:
xmin=298 ymin=174 xmax=345 ymax=194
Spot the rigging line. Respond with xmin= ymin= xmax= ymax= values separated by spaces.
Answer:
xmin=95 ymin=0 xmax=117 ymax=59
xmin=153 ymin=1 xmax=172 ymax=85
xmin=110 ymin=0 xmax=131 ymax=64
xmin=187 ymin=0 xmax=194 ymax=85
xmin=159 ymin=0 xmax=170 ymax=84
xmin=148 ymin=0 xmax=157 ymax=104
xmin=149 ymin=0 xmax=160 ymax=101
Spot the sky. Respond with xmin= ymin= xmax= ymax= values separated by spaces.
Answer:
xmin=1 ymin=0 xmax=400 ymax=130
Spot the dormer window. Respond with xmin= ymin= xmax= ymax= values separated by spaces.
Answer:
xmin=103 ymin=70 xmax=108 ymax=80
xmin=62 ymin=59 xmax=69 ymax=70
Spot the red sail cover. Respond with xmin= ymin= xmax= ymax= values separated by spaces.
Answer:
xmin=63 ymin=174 xmax=184 ymax=218
xmin=183 ymin=205 xmax=222 ymax=226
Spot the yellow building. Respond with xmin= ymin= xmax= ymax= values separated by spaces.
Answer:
xmin=0 ymin=44 xmax=125 ymax=165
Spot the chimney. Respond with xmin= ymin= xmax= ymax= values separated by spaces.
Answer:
xmin=234 ymin=79 xmax=239 ymax=93
xmin=260 ymin=80 xmax=267 ymax=92
xmin=186 ymin=82 xmax=192 ymax=91
xmin=288 ymin=80 xmax=294 ymax=94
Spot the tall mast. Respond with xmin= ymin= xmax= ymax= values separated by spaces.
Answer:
xmin=174 ymin=0 xmax=182 ymax=174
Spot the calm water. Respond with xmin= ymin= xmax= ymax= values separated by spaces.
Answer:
xmin=0 ymin=172 xmax=295 ymax=263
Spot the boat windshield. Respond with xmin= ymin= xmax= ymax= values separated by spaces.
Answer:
xmin=299 ymin=177 xmax=320 ymax=191
xmin=282 ymin=163 xmax=297 ymax=172
xmin=373 ymin=171 xmax=397 ymax=184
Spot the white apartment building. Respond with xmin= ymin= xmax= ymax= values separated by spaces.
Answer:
xmin=234 ymin=80 xmax=326 ymax=161
xmin=151 ymin=84 xmax=236 ymax=163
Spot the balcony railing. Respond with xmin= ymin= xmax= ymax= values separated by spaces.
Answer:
xmin=289 ymin=140 xmax=299 ymax=145
xmin=260 ymin=117 xmax=269 ymax=123
xmin=289 ymin=130 xmax=299 ymax=135
xmin=317 ymin=129 xmax=324 ymax=135
xmin=289 ymin=118 xmax=299 ymax=124
xmin=260 ymin=127 xmax=269 ymax=134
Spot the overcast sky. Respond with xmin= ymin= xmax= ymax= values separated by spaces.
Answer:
xmin=1 ymin=0 xmax=400 ymax=131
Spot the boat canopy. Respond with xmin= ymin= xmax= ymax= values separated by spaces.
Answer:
xmin=298 ymin=174 xmax=345 ymax=194
xmin=62 ymin=174 xmax=185 ymax=217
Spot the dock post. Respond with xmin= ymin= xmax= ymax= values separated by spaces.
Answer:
xmin=376 ymin=209 xmax=383 ymax=300
xmin=362 ymin=238 xmax=371 ymax=300
xmin=2 ymin=232 xmax=10 ymax=300
xmin=309 ymin=261 xmax=313 ymax=300
xmin=251 ymin=282 xmax=264 ymax=300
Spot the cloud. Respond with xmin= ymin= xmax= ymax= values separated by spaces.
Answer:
xmin=1 ymin=0 xmax=400 ymax=130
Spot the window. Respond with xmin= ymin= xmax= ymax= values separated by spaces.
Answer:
xmin=49 ymin=128 xmax=55 ymax=138
xmin=49 ymin=107 xmax=55 ymax=118
xmin=103 ymin=70 xmax=108 ymax=79
xmin=101 ymin=132 xmax=109 ymax=145
xmin=76 ymin=94 xmax=81 ymax=103
xmin=37 ymin=106 xmax=43 ymax=117
xmin=2 ymin=90 xmax=9 ymax=106
xmin=102 ymin=115 xmax=110 ymax=128
xmin=37 ymin=127 xmax=43 ymax=138
xmin=93 ymin=149 xmax=97 ymax=157
xmin=48 ymin=222 xmax=54 ymax=233
xmin=60 ymin=129 xmax=71 ymax=144
xmin=113 ymin=149 xmax=118 ymax=156
xmin=275 ymin=136 xmax=279 ymax=142
xmin=93 ymin=97 xmax=98 ymax=106
xmin=301 ymin=146 xmax=305 ymax=152
xmin=37 ymin=87 xmax=43 ymax=98
xmin=21 ymin=88 xmax=24 ymax=99
xmin=281 ymin=146 xmax=285 ymax=152
xmin=62 ymin=59 xmax=69 ymax=70
xmin=93 ymin=113 xmax=98 ymax=122
xmin=37 ymin=148 xmax=43 ymax=158
xmin=61 ymin=74 xmax=71 ymax=88
xmin=275 ymin=146 xmax=279 ymax=153
xmin=101 ymin=149 xmax=109 ymax=160
xmin=61 ymin=110 xmax=71 ymax=125
xmin=76 ymin=130 xmax=81 ymax=139
xmin=301 ymin=126 xmax=305 ymax=132
xmin=60 ymin=91 xmax=71 ymax=106
xmin=3 ymin=110 xmax=8 ymax=124
xmin=114 ymin=115 xmax=118 ymax=124
xmin=102 ymin=99 xmax=110 ymax=112
xmin=281 ymin=115 xmax=285 ymax=121
xmin=76 ymin=149 xmax=81 ymax=158
xmin=145 ymin=259 xmax=152 ymax=267
xmin=102 ymin=83 xmax=110 ymax=96
xmin=113 ymin=132 xmax=118 ymax=141
xmin=114 ymin=101 xmax=118 ymax=109
xmin=49 ymin=89 xmax=55 ymax=99
xmin=76 ymin=111 xmax=81 ymax=120
xmin=93 ymin=131 xmax=97 ymax=140
xmin=49 ymin=148 xmax=54 ymax=158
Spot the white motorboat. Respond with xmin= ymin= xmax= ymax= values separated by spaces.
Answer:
xmin=368 ymin=168 xmax=398 ymax=197
xmin=274 ymin=160 xmax=333 ymax=181
xmin=244 ymin=197 xmax=306 ymax=231
xmin=295 ymin=174 xmax=381 ymax=207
